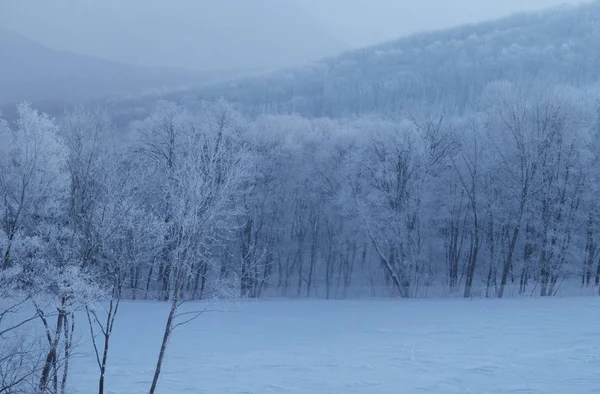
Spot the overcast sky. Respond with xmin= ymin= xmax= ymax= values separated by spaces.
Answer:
xmin=0 ymin=0 xmax=592 ymax=71
xmin=297 ymin=0 xmax=590 ymax=48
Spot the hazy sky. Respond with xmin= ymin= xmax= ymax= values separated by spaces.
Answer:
xmin=0 ymin=0 xmax=344 ymax=71
xmin=297 ymin=0 xmax=591 ymax=48
xmin=0 ymin=0 xmax=592 ymax=71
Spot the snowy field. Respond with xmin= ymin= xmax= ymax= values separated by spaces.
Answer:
xmin=70 ymin=298 xmax=600 ymax=394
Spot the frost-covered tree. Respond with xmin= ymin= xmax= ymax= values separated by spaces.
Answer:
xmin=132 ymin=100 xmax=252 ymax=394
xmin=0 ymin=103 xmax=104 ymax=393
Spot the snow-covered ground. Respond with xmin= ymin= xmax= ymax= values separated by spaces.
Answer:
xmin=70 ymin=297 xmax=600 ymax=393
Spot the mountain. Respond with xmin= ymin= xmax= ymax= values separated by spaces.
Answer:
xmin=0 ymin=0 xmax=346 ymax=72
xmin=184 ymin=1 xmax=600 ymax=118
xmin=0 ymin=29 xmax=234 ymax=106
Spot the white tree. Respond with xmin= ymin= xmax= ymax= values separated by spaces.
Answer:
xmin=0 ymin=103 xmax=103 ymax=393
xmin=352 ymin=119 xmax=425 ymax=298
xmin=0 ymin=103 xmax=69 ymax=271
xmin=483 ymin=82 xmax=576 ymax=297
xmin=450 ymin=116 xmax=489 ymax=297
xmin=133 ymin=100 xmax=252 ymax=394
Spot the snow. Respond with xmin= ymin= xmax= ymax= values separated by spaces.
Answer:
xmin=71 ymin=298 xmax=600 ymax=393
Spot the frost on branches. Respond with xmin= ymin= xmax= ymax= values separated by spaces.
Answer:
xmin=1 ymin=79 xmax=600 ymax=392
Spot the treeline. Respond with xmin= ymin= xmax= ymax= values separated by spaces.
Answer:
xmin=3 ymin=81 xmax=600 ymax=304
xmin=2 ymin=79 xmax=600 ymax=391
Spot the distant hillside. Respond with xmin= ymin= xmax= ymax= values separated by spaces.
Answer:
xmin=186 ymin=1 xmax=600 ymax=118
xmin=0 ymin=0 xmax=346 ymax=72
xmin=0 ymin=29 xmax=225 ymax=106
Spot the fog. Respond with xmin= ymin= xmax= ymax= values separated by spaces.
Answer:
xmin=0 ymin=0 xmax=344 ymax=72
xmin=298 ymin=0 xmax=590 ymax=48
xmin=0 ymin=0 xmax=591 ymax=72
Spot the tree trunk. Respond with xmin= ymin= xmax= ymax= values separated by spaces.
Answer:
xmin=61 ymin=313 xmax=75 ymax=394
xmin=149 ymin=296 xmax=178 ymax=394
xmin=519 ymin=267 xmax=528 ymax=294
xmin=498 ymin=226 xmax=520 ymax=298
xmin=464 ymin=203 xmax=480 ymax=299
xmin=240 ymin=218 xmax=254 ymax=298
xmin=39 ymin=310 xmax=65 ymax=392
xmin=295 ymin=244 xmax=305 ymax=298
xmin=97 ymin=334 xmax=110 ymax=394
xmin=144 ymin=264 xmax=154 ymax=300
xmin=447 ymin=220 xmax=461 ymax=288
xmin=130 ymin=266 xmax=140 ymax=300
xmin=595 ymin=254 xmax=600 ymax=286
xmin=485 ymin=263 xmax=494 ymax=298
xmin=540 ymin=254 xmax=550 ymax=297
xmin=464 ymin=239 xmax=479 ymax=298
xmin=584 ymin=224 xmax=595 ymax=287
xmin=199 ymin=262 xmax=209 ymax=300
xmin=306 ymin=224 xmax=318 ymax=298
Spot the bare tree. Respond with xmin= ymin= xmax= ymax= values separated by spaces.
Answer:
xmin=134 ymin=101 xmax=252 ymax=394
xmin=451 ymin=118 xmax=488 ymax=298
xmin=0 ymin=271 xmax=44 ymax=394
xmin=484 ymin=83 xmax=574 ymax=298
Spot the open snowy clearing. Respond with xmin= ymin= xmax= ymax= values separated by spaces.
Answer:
xmin=70 ymin=298 xmax=600 ymax=394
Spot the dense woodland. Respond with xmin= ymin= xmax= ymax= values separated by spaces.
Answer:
xmin=3 ymin=2 xmax=600 ymax=393
xmin=3 ymin=84 xmax=600 ymax=308
xmin=193 ymin=1 xmax=600 ymax=118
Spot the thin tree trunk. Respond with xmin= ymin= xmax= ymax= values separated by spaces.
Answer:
xmin=464 ymin=239 xmax=479 ymax=298
xmin=306 ymin=223 xmax=318 ymax=298
xmin=98 ymin=331 xmax=110 ymax=394
xmin=39 ymin=310 xmax=65 ymax=392
xmin=595 ymin=254 xmax=600 ymax=286
xmin=144 ymin=264 xmax=154 ymax=300
xmin=584 ymin=222 xmax=595 ymax=286
xmin=540 ymin=252 xmax=550 ymax=297
xmin=149 ymin=296 xmax=178 ymax=394
xmin=498 ymin=226 xmax=520 ymax=298
xmin=199 ymin=262 xmax=209 ymax=300
xmin=485 ymin=263 xmax=494 ymax=298
xmin=61 ymin=313 xmax=75 ymax=394
xmin=519 ymin=267 xmax=528 ymax=294
xmin=99 ymin=298 xmax=118 ymax=394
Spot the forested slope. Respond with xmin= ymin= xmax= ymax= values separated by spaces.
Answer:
xmin=191 ymin=1 xmax=600 ymax=117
